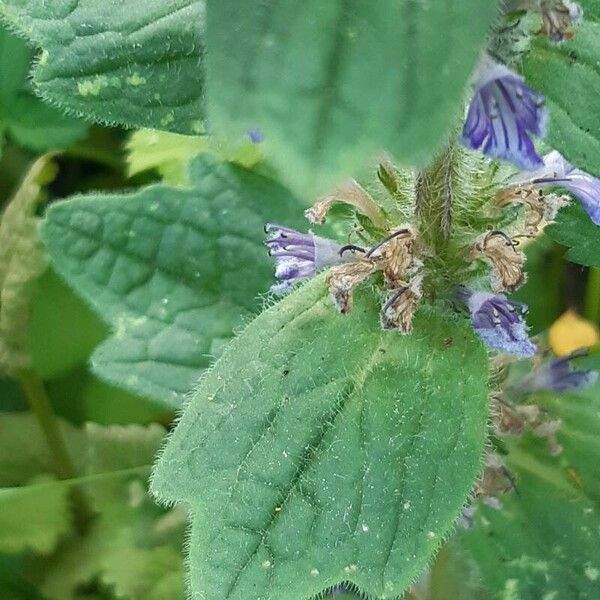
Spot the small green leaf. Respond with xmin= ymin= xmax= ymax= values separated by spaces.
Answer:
xmin=0 ymin=476 xmax=72 ymax=554
xmin=458 ymin=386 xmax=600 ymax=599
xmin=546 ymin=202 xmax=600 ymax=267
xmin=522 ymin=19 xmax=600 ymax=178
xmin=41 ymin=155 xmax=306 ymax=406
xmin=0 ymin=0 xmax=205 ymax=134
xmin=152 ymin=278 xmax=489 ymax=599
xmin=0 ymin=154 xmax=57 ymax=375
xmin=205 ymin=0 xmax=497 ymax=196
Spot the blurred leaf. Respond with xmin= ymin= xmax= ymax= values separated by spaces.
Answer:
xmin=546 ymin=202 xmax=600 ymax=268
xmin=523 ymin=19 xmax=600 ymax=178
xmin=29 ymin=269 xmax=107 ymax=379
xmin=205 ymin=0 xmax=497 ymax=197
xmin=42 ymin=154 xmax=306 ymax=407
xmin=126 ymin=129 xmax=262 ymax=186
xmin=0 ymin=476 xmax=72 ymax=554
xmin=458 ymin=386 xmax=600 ymax=599
xmin=511 ymin=237 xmax=564 ymax=335
xmin=0 ymin=0 xmax=205 ymax=135
xmin=0 ymin=413 xmax=83 ymax=487
xmin=0 ymin=154 xmax=56 ymax=374
xmin=0 ymin=25 xmax=87 ymax=151
xmin=152 ymin=278 xmax=489 ymax=599
xmin=38 ymin=423 xmax=186 ymax=600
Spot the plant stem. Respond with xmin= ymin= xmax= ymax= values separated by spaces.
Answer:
xmin=584 ymin=268 xmax=600 ymax=325
xmin=17 ymin=368 xmax=77 ymax=480
xmin=16 ymin=368 xmax=94 ymax=533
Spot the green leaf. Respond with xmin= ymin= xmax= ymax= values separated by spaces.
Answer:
xmin=522 ymin=19 xmax=600 ymax=178
xmin=41 ymin=154 xmax=306 ymax=407
xmin=458 ymin=386 xmax=600 ymax=599
xmin=0 ymin=476 xmax=72 ymax=554
xmin=0 ymin=413 xmax=83 ymax=487
xmin=152 ymin=277 xmax=489 ymax=599
xmin=126 ymin=129 xmax=263 ymax=186
xmin=0 ymin=24 xmax=87 ymax=151
xmin=204 ymin=0 xmax=497 ymax=196
xmin=546 ymin=202 xmax=600 ymax=267
xmin=38 ymin=423 xmax=186 ymax=600
xmin=0 ymin=0 xmax=205 ymax=134
xmin=0 ymin=154 xmax=57 ymax=375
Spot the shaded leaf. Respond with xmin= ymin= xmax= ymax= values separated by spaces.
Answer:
xmin=522 ymin=19 xmax=600 ymax=178
xmin=41 ymin=154 xmax=306 ymax=407
xmin=458 ymin=386 xmax=600 ymax=599
xmin=0 ymin=0 xmax=205 ymax=134
xmin=152 ymin=278 xmax=489 ymax=599
xmin=205 ymin=0 xmax=498 ymax=196
xmin=546 ymin=202 xmax=600 ymax=267
xmin=0 ymin=476 xmax=72 ymax=554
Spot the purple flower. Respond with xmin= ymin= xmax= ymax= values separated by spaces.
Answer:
xmin=265 ymin=224 xmax=349 ymax=295
xmin=518 ymin=353 xmax=598 ymax=393
xmin=457 ymin=287 xmax=536 ymax=357
xmin=509 ymin=150 xmax=600 ymax=225
xmin=248 ymin=128 xmax=264 ymax=144
xmin=462 ymin=55 xmax=548 ymax=170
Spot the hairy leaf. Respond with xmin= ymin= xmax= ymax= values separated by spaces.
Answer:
xmin=546 ymin=202 xmax=600 ymax=267
xmin=0 ymin=0 xmax=205 ymax=134
xmin=41 ymin=155 xmax=305 ymax=406
xmin=205 ymin=0 xmax=498 ymax=196
xmin=152 ymin=278 xmax=489 ymax=599
xmin=0 ymin=154 xmax=56 ymax=374
xmin=0 ymin=25 xmax=86 ymax=151
xmin=458 ymin=386 xmax=600 ymax=599
xmin=523 ymin=18 xmax=600 ymax=178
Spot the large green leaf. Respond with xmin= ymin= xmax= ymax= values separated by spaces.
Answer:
xmin=205 ymin=0 xmax=498 ymax=196
xmin=522 ymin=18 xmax=600 ymax=178
xmin=546 ymin=202 xmax=600 ymax=267
xmin=458 ymin=386 xmax=600 ymax=599
xmin=0 ymin=0 xmax=205 ymax=134
xmin=152 ymin=278 xmax=489 ymax=599
xmin=41 ymin=155 xmax=305 ymax=407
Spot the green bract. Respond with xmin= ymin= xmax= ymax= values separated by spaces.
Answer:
xmin=41 ymin=155 xmax=306 ymax=407
xmin=152 ymin=277 xmax=489 ymax=599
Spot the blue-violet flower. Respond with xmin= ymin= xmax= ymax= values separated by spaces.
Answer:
xmin=509 ymin=150 xmax=600 ymax=225
xmin=518 ymin=352 xmax=598 ymax=393
xmin=457 ymin=287 xmax=536 ymax=357
xmin=462 ymin=55 xmax=548 ymax=170
xmin=265 ymin=224 xmax=349 ymax=295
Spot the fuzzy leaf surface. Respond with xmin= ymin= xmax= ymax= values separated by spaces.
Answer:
xmin=546 ymin=202 xmax=600 ymax=267
xmin=458 ymin=386 xmax=600 ymax=599
xmin=205 ymin=0 xmax=498 ymax=196
xmin=0 ymin=0 xmax=205 ymax=134
xmin=523 ymin=18 xmax=600 ymax=178
xmin=41 ymin=155 xmax=305 ymax=407
xmin=152 ymin=278 xmax=489 ymax=599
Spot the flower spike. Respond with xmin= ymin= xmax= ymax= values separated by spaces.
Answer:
xmin=462 ymin=55 xmax=547 ymax=170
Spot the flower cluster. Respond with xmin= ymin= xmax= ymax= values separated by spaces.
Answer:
xmin=264 ymin=1 xmax=598 ymax=366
